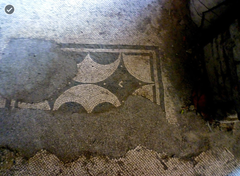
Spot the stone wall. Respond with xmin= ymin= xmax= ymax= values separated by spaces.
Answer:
xmin=203 ymin=19 xmax=240 ymax=119
xmin=189 ymin=0 xmax=239 ymax=29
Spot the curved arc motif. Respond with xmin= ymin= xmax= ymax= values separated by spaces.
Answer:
xmin=53 ymin=84 xmax=121 ymax=113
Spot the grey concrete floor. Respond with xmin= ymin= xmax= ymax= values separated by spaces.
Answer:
xmin=0 ymin=0 xmax=240 ymax=175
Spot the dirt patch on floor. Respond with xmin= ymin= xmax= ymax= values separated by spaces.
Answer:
xmin=0 ymin=95 xmax=239 ymax=163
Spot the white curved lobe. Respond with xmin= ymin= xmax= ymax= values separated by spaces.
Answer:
xmin=73 ymin=54 xmax=120 ymax=83
xmin=53 ymin=84 xmax=121 ymax=113
xmin=133 ymin=84 xmax=154 ymax=103
xmin=123 ymin=54 xmax=153 ymax=83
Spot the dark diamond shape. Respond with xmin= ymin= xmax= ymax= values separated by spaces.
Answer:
xmin=96 ymin=58 xmax=150 ymax=102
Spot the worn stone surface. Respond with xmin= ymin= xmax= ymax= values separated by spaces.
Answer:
xmin=203 ymin=24 xmax=239 ymax=119
xmin=0 ymin=96 xmax=210 ymax=162
xmin=0 ymin=38 xmax=77 ymax=103
xmin=189 ymin=0 xmax=238 ymax=30
xmin=0 ymin=146 xmax=239 ymax=176
xmin=0 ymin=0 xmax=240 ymax=175
xmin=230 ymin=20 xmax=240 ymax=62
xmin=189 ymin=0 xmax=225 ymax=27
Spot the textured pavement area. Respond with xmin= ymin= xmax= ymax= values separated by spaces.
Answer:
xmin=1 ymin=146 xmax=240 ymax=175
xmin=0 ymin=0 xmax=240 ymax=175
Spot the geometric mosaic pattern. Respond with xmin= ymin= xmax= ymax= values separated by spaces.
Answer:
xmin=0 ymin=44 xmax=165 ymax=113
xmin=0 ymin=147 xmax=238 ymax=175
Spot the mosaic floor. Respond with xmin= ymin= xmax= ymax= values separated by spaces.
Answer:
xmin=0 ymin=0 xmax=240 ymax=175
xmin=0 ymin=42 xmax=165 ymax=113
